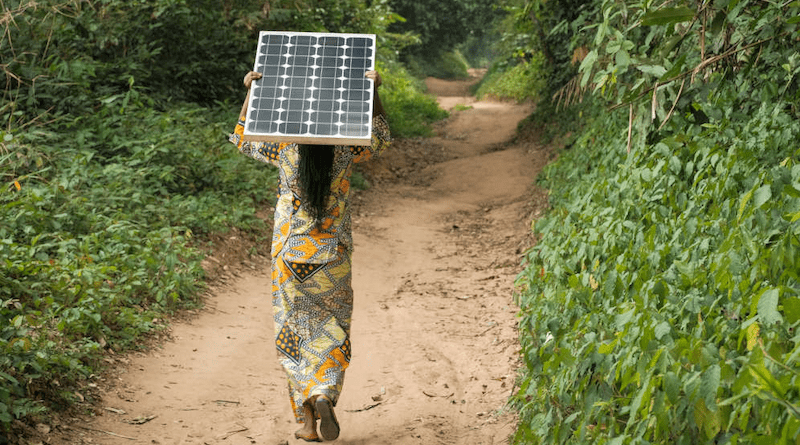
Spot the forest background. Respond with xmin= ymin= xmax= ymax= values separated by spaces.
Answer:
xmin=1 ymin=0 xmax=799 ymax=444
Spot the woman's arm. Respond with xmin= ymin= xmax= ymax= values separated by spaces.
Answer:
xmin=351 ymin=70 xmax=391 ymax=163
xmin=229 ymin=71 xmax=287 ymax=167
xmin=365 ymin=70 xmax=386 ymax=118
xmin=239 ymin=71 xmax=263 ymax=118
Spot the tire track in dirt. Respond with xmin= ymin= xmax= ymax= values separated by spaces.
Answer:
xmin=46 ymin=71 xmax=551 ymax=445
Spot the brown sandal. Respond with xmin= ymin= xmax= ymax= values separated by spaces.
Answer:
xmin=315 ymin=395 xmax=340 ymax=441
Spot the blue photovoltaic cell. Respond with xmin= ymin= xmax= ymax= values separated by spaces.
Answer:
xmin=242 ymin=31 xmax=376 ymax=145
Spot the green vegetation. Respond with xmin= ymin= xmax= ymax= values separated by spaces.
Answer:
xmin=387 ymin=0 xmax=502 ymax=58
xmin=476 ymin=58 xmax=546 ymax=102
xmin=380 ymin=61 xmax=450 ymax=137
xmin=404 ymin=50 xmax=472 ymax=80
xmin=0 ymin=0 xmax=451 ymax=433
xmin=387 ymin=0 xmax=502 ymax=77
xmin=504 ymin=0 xmax=800 ymax=442
xmin=473 ymin=0 xmax=587 ymax=103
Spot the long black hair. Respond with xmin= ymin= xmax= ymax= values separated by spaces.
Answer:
xmin=298 ymin=144 xmax=335 ymax=225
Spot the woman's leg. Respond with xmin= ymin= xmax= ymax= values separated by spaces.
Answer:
xmin=272 ymin=254 xmax=353 ymax=427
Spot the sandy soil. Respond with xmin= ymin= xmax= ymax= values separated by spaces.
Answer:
xmin=32 ymin=71 xmax=553 ymax=445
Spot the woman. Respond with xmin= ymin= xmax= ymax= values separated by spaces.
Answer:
xmin=229 ymin=69 xmax=390 ymax=442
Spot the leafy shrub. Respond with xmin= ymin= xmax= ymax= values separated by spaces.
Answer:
xmin=404 ymin=50 xmax=471 ymax=79
xmin=476 ymin=57 xmax=546 ymax=102
xmin=0 ymin=96 xmax=278 ymax=430
xmin=516 ymin=98 xmax=800 ymax=442
xmin=379 ymin=60 xmax=449 ymax=137
xmin=513 ymin=0 xmax=800 ymax=442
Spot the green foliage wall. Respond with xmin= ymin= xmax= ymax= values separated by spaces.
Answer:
xmin=488 ymin=0 xmax=595 ymax=98
xmin=475 ymin=56 xmax=546 ymax=102
xmin=379 ymin=60 xmax=449 ymax=137
xmin=513 ymin=0 xmax=800 ymax=443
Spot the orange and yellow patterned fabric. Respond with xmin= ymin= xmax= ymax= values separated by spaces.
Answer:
xmin=229 ymin=114 xmax=391 ymax=422
xmin=229 ymin=114 xmax=391 ymax=263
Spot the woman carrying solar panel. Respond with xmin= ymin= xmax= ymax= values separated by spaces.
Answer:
xmin=229 ymin=69 xmax=390 ymax=442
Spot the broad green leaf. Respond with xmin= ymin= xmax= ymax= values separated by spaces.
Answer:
xmin=660 ymin=33 xmax=685 ymax=58
xmin=580 ymin=50 xmax=598 ymax=88
xmin=654 ymin=321 xmax=671 ymax=340
xmin=607 ymin=436 xmax=627 ymax=445
xmin=636 ymin=65 xmax=667 ymax=77
xmin=757 ymin=288 xmax=782 ymax=325
xmin=784 ymin=184 xmax=800 ymax=198
xmin=615 ymin=49 xmax=631 ymax=68
xmin=659 ymin=54 xmax=688 ymax=81
xmin=642 ymin=7 xmax=696 ymax=26
xmin=598 ymin=339 xmax=617 ymax=354
xmin=626 ymin=374 xmax=652 ymax=428
xmin=738 ymin=188 xmax=754 ymax=222
xmin=750 ymin=361 xmax=787 ymax=397
xmin=753 ymin=185 xmax=772 ymax=209
xmin=783 ymin=297 xmax=800 ymax=324
xmin=0 ymin=371 xmax=19 ymax=385
xmin=782 ymin=418 xmax=800 ymax=443
xmin=664 ymin=371 xmax=680 ymax=404
xmin=700 ymin=365 xmax=721 ymax=411
xmin=615 ymin=308 xmax=635 ymax=330
xmin=694 ymin=398 xmax=722 ymax=439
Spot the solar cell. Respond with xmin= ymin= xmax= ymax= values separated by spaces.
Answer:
xmin=242 ymin=31 xmax=377 ymax=146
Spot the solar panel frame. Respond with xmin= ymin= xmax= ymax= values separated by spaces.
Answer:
xmin=241 ymin=31 xmax=377 ymax=146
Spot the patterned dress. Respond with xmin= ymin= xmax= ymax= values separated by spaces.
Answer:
xmin=229 ymin=114 xmax=391 ymax=422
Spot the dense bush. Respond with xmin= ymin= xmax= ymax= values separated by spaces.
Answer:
xmin=476 ymin=57 xmax=546 ymax=102
xmin=404 ymin=50 xmax=471 ymax=79
xmin=473 ymin=0 xmax=591 ymax=103
xmin=0 ymin=98 xmax=277 ymax=428
xmin=379 ymin=60 xmax=450 ymax=137
xmin=513 ymin=0 xmax=800 ymax=443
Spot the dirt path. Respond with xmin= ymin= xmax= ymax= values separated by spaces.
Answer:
xmin=49 ymin=72 xmax=550 ymax=445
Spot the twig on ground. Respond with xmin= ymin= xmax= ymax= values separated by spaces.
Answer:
xmin=476 ymin=324 xmax=498 ymax=337
xmin=217 ymin=425 xmax=249 ymax=440
xmin=76 ymin=425 xmax=136 ymax=440
xmin=422 ymin=390 xmax=455 ymax=398
xmin=345 ymin=402 xmax=383 ymax=412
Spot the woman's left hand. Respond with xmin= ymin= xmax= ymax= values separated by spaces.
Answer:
xmin=243 ymin=71 xmax=263 ymax=89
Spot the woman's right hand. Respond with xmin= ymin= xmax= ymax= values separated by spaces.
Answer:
xmin=365 ymin=70 xmax=382 ymax=88
xmin=243 ymin=71 xmax=263 ymax=88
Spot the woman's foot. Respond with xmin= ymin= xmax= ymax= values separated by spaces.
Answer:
xmin=294 ymin=401 xmax=321 ymax=442
xmin=314 ymin=395 xmax=340 ymax=441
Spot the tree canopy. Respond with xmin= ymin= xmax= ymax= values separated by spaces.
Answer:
xmin=387 ymin=0 xmax=502 ymax=58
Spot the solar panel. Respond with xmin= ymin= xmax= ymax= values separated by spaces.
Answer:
xmin=241 ymin=31 xmax=377 ymax=146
